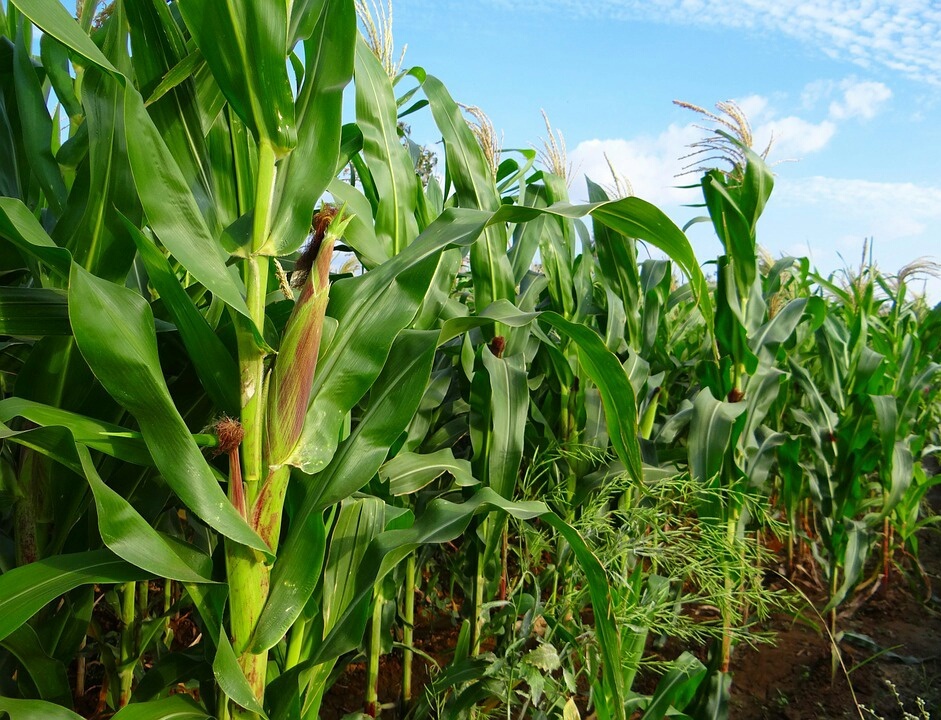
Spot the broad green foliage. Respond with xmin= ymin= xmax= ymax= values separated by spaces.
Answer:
xmin=0 ymin=3 xmax=939 ymax=720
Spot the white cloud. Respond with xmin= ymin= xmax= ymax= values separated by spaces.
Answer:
xmin=494 ymin=0 xmax=941 ymax=85
xmin=569 ymin=135 xmax=941 ymax=302
xmin=766 ymin=176 xmax=941 ymax=299
xmin=754 ymin=116 xmax=836 ymax=158
xmin=828 ymin=79 xmax=893 ymax=120
xmin=569 ymin=91 xmax=841 ymax=203
xmin=569 ymin=123 xmax=701 ymax=206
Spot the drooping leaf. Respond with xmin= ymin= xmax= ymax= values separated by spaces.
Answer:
xmin=111 ymin=696 xmax=211 ymax=720
xmin=541 ymin=312 xmax=642 ymax=483
xmin=0 ymin=550 xmax=146 ymax=643
xmin=68 ymin=264 xmax=267 ymax=555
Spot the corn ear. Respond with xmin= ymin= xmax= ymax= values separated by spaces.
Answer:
xmin=266 ymin=209 xmax=351 ymax=468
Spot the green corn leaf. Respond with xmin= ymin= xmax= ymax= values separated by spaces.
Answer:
xmin=0 ymin=550 xmax=146 ymax=643
xmin=480 ymin=347 xmax=528 ymax=498
xmin=76 ymin=445 xmax=215 ymax=582
xmin=0 ymin=698 xmax=84 ymax=720
xmin=13 ymin=22 xmax=66 ymax=214
xmin=740 ymin=366 xmax=786 ymax=451
xmin=0 ymin=196 xmax=71 ymax=280
xmin=0 ymin=625 xmax=72 ymax=707
xmin=0 ymin=422 xmax=84 ymax=476
xmin=177 ymin=0 xmax=295 ymax=155
xmin=542 ymin=312 xmax=642 ymax=483
xmin=125 ymin=217 xmax=239 ymax=415
xmin=123 ymin=89 xmax=250 ymax=317
xmin=268 ymin=0 xmax=355 ymax=255
xmin=588 ymin=198 xmax=714 ymax=342
xmin=421 ymin=71 xmax=515 ymax=310
xmin=587 ymin=178 xmax=641 ymax=346
xmin=253 ymin=330 xmax=437 ymax=652
xmin=213 ymin=631 xmax=269 ymax=718
xmin=0 ymin=287 xmax=70 ymax=336
xmin=68 ymin=264 xmax=268 ymax=556
xmin=688 ymin=387 xmax=746 ymax=487
xmin=311 ymin=329 xmax=439 ymax=510
xmin=0 ymin=397 xmax=152 ymax=465
xmin=382 ymin=448 xmax=477 ymax=496
xmin=111 ymin=696 xmax=211 ymax=720
xmin=143 ymin=49 xmax=203 ymax=106
xmin=641 ymin=651 xmax=707 ymax=718
xmin=702 ymin=171 xmax=756 ymax=300
xmin=871 ymin=396 xmax=914 ymax=518
xmin=56 ymin=68 xmax=140 ymax=285
xmin=823 ymin=520 xmax=871 ymax=612
xmin=353 ymin=36 xmax=419 ymax=257
xmin=321 ymin=498 xmax=386 ymax=635
xmin=10 ymin=0 xmax=119 ymax=76
xmin=748 ymin=298 xmax=812 ymax=357
xmin=39 ymin=33 xmax=82 ymax=120
xmin=131 ymin=653 xmax=213 ymax=703
xmin=327 ymin=178 xmax=388 ymax=267
xmin=437 ymin=300 xmax=539 ymax=346
xmin=124 ymin=0 xmax=216 ymax=232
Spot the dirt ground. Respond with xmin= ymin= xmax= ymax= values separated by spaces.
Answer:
xmin=729 ymin=492 xmax=941 ymax=719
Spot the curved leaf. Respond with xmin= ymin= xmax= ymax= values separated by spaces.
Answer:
xmin=0 ymin=550 xmax=146 ymax=643
xmin=76 ymin=445 xmax=214 ymax=582
xmin=0 ymin=625 xmax=71 ymax=706
xmin=125 ymin=218 xmax=239 ymax=414
xmin=541 ymin=312 xmax=642 ymax=483
xmin=0 ymin=697 xmax=83 ymax=720
xmin=123 ymin=89 xmax=250 ymax=318
xmin=381 ymin=448 xmax=476 ymax=496
xmin=68 ymin=264 xmax=268 ymax=555
xmin=112 ymin=696 xmax=211 ymax=720
xmin=353 ymin=37 xmax=419 ymax=256
xmin=0 ymin=397 xmax=152 ymax=465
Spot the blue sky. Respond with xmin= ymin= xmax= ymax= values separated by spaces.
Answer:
xmin=384 ymin=0 xmax=941 ymax=299
xmin=32 ymin=1 xmax=941 ymax=298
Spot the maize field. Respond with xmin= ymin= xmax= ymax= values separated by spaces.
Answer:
xmin=0 ymin=2 xmax=939 ymax=719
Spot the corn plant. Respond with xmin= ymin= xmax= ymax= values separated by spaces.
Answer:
xmin=0 ymin=3 xmax=548 ymax=718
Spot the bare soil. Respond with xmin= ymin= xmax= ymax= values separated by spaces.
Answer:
xmin=729 ymin=494 xmax=941 ymax=719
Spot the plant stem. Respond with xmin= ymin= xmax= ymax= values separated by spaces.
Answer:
xmin=472 ymin=518 xmax=488 ymax=655
xmin=285 ymin=617 xmax=307 ymax=671
xmin=118 ymin=581 xmax=137 ymax=708
xmin=402 ymin=552 xmax=416 ymax=707
xmin=720 ymin=510 xmax=738 ymax=673
xmin=239 ymin=255 xmax=270 ymax=508
xmin=366 ymin=585 xmax=385 ymax=717
xmin=226 ymin=138 xmax=280 ymax=720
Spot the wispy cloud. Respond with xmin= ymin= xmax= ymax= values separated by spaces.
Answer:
xmin=569 ymin=83 xmax=858 ymax=204
xmin=567 ymin=87 xmax=939 ymax=298
xmin=494 ymin=0 xmax=941 ymax=85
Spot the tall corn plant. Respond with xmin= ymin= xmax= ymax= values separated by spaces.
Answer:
xmin=0 ymin=2 xmax=542 ymax=718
